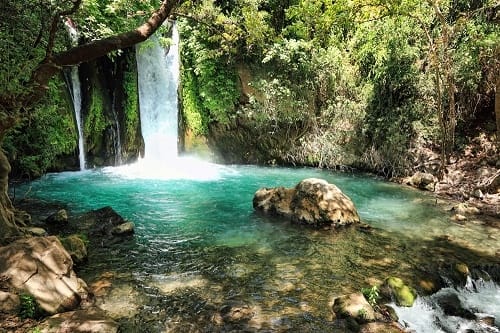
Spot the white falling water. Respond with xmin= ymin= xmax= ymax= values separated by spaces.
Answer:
xmin=70 ymin=68 xmax=86 ymax=170
xmin=391 ymin=277 xmax=500 ymax=333
xmin=65 ymin=20 xmax=86 ymax=170
xmin=137 ymin=25 xmax=180 ymax=159
xmin=106 ymin=23 xmax=222 ymax=180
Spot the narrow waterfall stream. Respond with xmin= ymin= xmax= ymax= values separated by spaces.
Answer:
xmin=65 ymin=20 xmax=86 ymax=170
xmin=70 ymin=67 xmax=86 ymax=171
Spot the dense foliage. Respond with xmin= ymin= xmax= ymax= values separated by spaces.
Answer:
xmin=179 ymin=0 xmax=499 ymax=176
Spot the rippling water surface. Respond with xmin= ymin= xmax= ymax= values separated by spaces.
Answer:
xmin=18 ymin=163 xmax=500 ymax=332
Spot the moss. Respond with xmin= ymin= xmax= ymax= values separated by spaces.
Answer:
xmin=3 ymin=76 xmax=77 ymax=178
xmin=84 ymin=86 xmax=108 ymax=150
xmin=181 ymin=69 xmax=208 ymax=136
xmin=123 ymin=56 xmax=140 ymax=145
xmin=385 ymin=276 xmax=417 ymax=307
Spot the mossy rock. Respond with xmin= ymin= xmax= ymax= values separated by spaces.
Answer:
xmin=60 ymin=234 xmax=88 ymax=265
xmin=382 ymin=277 xmax=417 ymax=307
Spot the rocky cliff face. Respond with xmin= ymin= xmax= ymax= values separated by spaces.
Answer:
xmin=79 ymin=48 xmax=144 ymax=168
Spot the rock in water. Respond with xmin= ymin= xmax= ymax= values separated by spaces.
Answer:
xmin=332 ymin=292 xmax=376 ymax=323
xmin=253 ymin=178 xmax=360 ymax=228
xmin=0 ymin=236 xmax=89 ymax=314
xmin=38 ymin=307 xmax=119 ymax=333
xmin=45 ymin=209 xmax=69 ymax=225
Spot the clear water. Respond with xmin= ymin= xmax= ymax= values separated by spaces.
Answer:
xmin=16 ymin=164 xmax=500 ymax=332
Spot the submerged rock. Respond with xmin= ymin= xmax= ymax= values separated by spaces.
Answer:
xmin=38 ymin=307 xmax=119 ymax=333
xmin=253 ymin=178 xmax=360 ymax=228
xmin=0 ymin=236 xmax=89 ymax=314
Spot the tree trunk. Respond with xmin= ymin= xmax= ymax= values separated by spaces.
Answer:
xmin=496 ymin=76 xmax=500 ymax=148
xmin=0 ymin=150 xmax=22 ymax=245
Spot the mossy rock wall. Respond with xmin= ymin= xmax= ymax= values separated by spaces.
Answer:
xmin=80 ymin=48 xmax=143 ymax=167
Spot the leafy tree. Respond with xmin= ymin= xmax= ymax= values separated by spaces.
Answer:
xmin=0 ymin=0 xmax=180 ymax=244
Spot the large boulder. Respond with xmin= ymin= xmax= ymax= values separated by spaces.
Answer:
xmin=0 ymin=236 xmax=89 ymax=314
xmin=253 ymin=178 xmax=360 ymax=228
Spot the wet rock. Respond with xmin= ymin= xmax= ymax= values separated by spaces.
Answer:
xmin=0 ymin=291 xmax=20 ymax=314
xmin=38 ymin=307 xmax=119 ymax=333
xmin=254 ymin=178 xmax=360 ymax=228
xmin=111 ymin=222 xmax=135 ymax=236
xmin=477 ymin=314 xmax=495 ymax=326
xmin=380 ymin=277 xmax=417 ymax=307
xmin=45 ymin=209 xmax=68 ymax=225
xmin=0 ymin=236 xmax=89 ymax=314
xmin=80 ymin=206 xmax=135 ymax=239
xmin=434 ymin=292 xmax=475 ymax=320
xmin=332 ymin=292 xmax=376 ymax=324
xmin=60 ymin=235 xmax=88 ymax=265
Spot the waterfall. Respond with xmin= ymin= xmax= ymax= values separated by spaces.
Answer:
xmin=70 ymin=68 xmax=86 ymax=170
xmin=111 ymin=94 xmax=123 ymax=165
xmin=136 ymin=23 xmax=180 ymax=160
xmin=65 ymin=20 xmax=86 ymax=170
xmin=107 ymin=22 xmax=221 ymax=180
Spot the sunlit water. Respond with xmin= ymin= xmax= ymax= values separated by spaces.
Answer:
xmin=16 ymin=164 xmax=500 ymax=332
